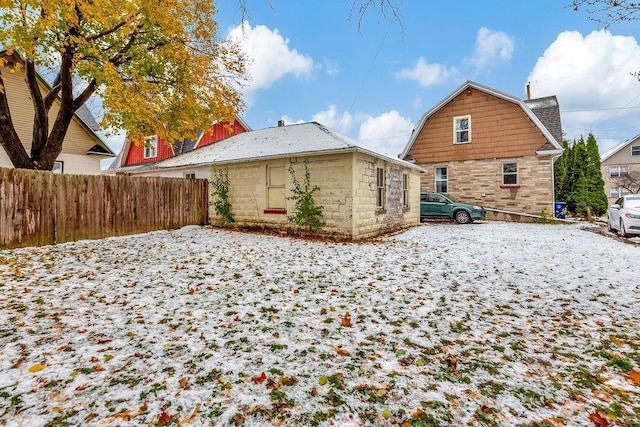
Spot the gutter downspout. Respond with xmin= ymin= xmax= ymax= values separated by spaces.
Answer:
xmin=551 ymin=152 xmax=563 ymax=212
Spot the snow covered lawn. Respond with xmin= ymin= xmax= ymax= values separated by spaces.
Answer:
xmin=1 ymin=222 xmax=639 ymax=426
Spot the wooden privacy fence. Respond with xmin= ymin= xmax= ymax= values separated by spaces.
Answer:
xmin=0 ymin=168 xmax=209 ymax=249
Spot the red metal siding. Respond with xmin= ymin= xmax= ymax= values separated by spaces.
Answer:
xmin=123 ymin=120 xmax=248 ymax=166
xmin=198 ymin=121 xmax=247 ymax=147
xmin=124 ymin=136 xmax=175 ymax=166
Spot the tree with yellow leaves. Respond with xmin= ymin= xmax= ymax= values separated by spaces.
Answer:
xmin=0 ymin=0 xmax=245 ymax=170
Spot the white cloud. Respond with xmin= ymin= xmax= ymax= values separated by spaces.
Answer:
xmin=280 ymin=115 xmax=305 ymax=126
xmin=528 ymin=29 xmax=640 ymax=153
xmin=323 ymin=58 xmax=340 ymax=76
xmin=395 ymin=57 xmax=457 ymax=87
xmin=412 ymin=95 xmax=423 ymax=109
xmin=311 ymin=105 xmax=353 ymax=133
xmin=228 ymin=22 xmax=314 ymax=94
xmin=357 ymin=110 xmax=414 ymax=157
xmin=469 ymin=27 xmax=515 ymax=71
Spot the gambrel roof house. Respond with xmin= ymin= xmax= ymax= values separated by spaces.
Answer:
xmin=123 ymin=121 xmax=425 ymax=239
xmin=600 ymin=134 xmax=640 ymax=203
xmin=106 ymin=117 xmax=251 ymax=177
xmin=0 ymin=51 xmax=115 ymax=174
xmin=401 ymin=80 xmax=563 ymax=221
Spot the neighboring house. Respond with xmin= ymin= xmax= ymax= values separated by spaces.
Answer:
xmin=401 ymin=80 xmax=564 ymax=221
xmin=107 ymin=117 xmax=250 ymax=177
xmin=0 ymin=51 xmax=115 ymax=174
xmin=122 ymin=121 xmax=424 ymax=240
xmin=601 ymin=134 xmax=640 ymax=203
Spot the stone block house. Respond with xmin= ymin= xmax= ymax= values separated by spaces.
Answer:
xmin=121 ymin=121 xmax=424 ymax=240
xmin=601 ymin=134 xmax=640 ymax=203
xmin=401 ymin=81 xmax=564 ymax=221
xmin=0 ymin=51 xmax=115 ymax=174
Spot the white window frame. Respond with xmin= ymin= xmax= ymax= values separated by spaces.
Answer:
xmin=376 ymin=167 xmax=385 ymax=209
xmin=184 ymin=172 xmax=196 ymax=179
xmin=435 ymin=167 xmax=448 ymax=193
xmin=402 ymin=173 xmax=409 ymax=208
xmin=611 ymin=187 xmax=630 ymax=198
xmin=502 ymin=162 xmax=518 ymax=186
xmin=632 ymin=145 xmax=640 ymax=156
xmin=144 ymin=135 xmax=158 ymax=159
xmin=610 ymin=166 xmax=629 ymax=177
xmin=52 ymin=161 xmax=64 ymax=174
xmin=453 ymin=115 xmax=471 ymax=144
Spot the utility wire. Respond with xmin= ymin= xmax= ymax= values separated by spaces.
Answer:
xmin=588 ymin=92 xmax=640 ymax=134
xmin=340 ymin=18 xmax=394 ymax=132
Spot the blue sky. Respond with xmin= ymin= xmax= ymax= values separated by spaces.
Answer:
xmin=105 ymin=1 xmax=640 ymax=160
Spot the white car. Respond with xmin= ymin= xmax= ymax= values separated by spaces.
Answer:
xmin=608 ymin=195 xmax=640 ymax=237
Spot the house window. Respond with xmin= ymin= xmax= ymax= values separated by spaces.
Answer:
xmin=267 ymin=165 xmax=286 ymax=211
xmin=184 ymin=172 xmax=196 ymax=179
xmin=454 ymin=115 xmax=471 ymax=144
xmin=435 ymin=167 xmax=448 ymax=193
xmin=632 ymin=145 xmax=640 ymax=156
xmin=52 ymin=161 xmax=63 ymax=174
xmin=402 ymin=173 xmax=409 ymax=208
xmin=144 ymin=135 xmax=158 ymax=158
xmin=610 ymin=166 xmax=629 ymax=177
xmin=611 ymin=187 xmax=630 ymax=198
xmin=502 ymin=162 xmax=518 ymax=185
xmin=376 ymin=167 xmax=385 ymax=209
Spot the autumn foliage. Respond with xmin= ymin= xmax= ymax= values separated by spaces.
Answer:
xmin=0 ymin=0 xmax=245 ymax=170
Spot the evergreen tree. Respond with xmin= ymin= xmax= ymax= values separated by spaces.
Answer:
xmin=584 ymin=133 xmax=609 ymax=215
xmin=567 ymin=137 xmax=588 ymax=214
xmin=554 ymin=139 xmax=570 ymax=203
xmin=559 ymin=134 xmax=608 ymax=217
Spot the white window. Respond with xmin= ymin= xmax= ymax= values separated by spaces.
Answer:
xmin=632 ymin=145 xmax=640 ymax=156
xmin=610 ymin=166 xmax=629 ymax=177
xmin=402 ymin=173 xmax=409 ymax=208
xmin=184 ymin=172 xmax=196 ymax=179
xmin=454 ymin=115 xmax=471 ymax=144
xmin=144 ymin=135 xmax=158 ymax=159
xmin=376 ymin=167 xmax=385 ymax=209
xmin=435 ymin=167 xmax=448 ymax=193
xmin=611 ymin=187 xmax=630 ymax=198
xmin=52 ymin=161 xmax=63 ymax=174
xmin=267 ymin=165 xmax=286 ymax=210
xmin=502 ymin=162 xmax=518 ymax=185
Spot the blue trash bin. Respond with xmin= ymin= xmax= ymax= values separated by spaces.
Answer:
xmin=554 ymin=202 xmax=567 ymax=219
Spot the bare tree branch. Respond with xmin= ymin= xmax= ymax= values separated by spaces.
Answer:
xmin=570 ymin=0 xmax=640 ymax=28
xmin=612 ymin=169 xmax=640 ymax=194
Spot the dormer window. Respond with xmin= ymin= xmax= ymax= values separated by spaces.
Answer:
xmin=454 ymin=115 xmax=471 ymax=144
xmin=144 ymin=135 xmax=158 ymax=158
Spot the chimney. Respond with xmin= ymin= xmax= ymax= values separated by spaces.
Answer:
xmin=277 ymin=119 xmax=285 ymax=127
xmin=526 ymin=82 xmax=531 ymax=100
